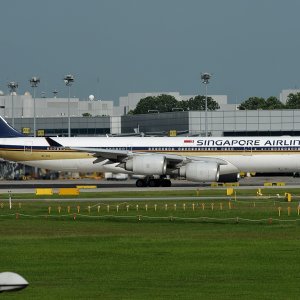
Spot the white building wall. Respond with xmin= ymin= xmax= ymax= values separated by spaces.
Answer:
xmin=189 ymin=109 xmax=300 ymax=136
xmin=110 ymin=116 xmax=121 ymax=134
xmin=0 ymin=95 xmax=114 ymax=117
xmin=22 ymin=96 xmax=34 ymax=117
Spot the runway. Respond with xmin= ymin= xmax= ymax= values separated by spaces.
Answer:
xmin=0 ymin=176 xmax=299 ymax=194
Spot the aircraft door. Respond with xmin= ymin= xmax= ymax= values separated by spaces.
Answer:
xmin=127 ymin=145 xmax=132 ymax=153
xmin=24 ymin=141 xmax=33 ymax=155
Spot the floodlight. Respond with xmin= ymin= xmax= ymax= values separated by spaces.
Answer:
xmin=201 ymin=72 xmax=212 ymax=137
xmin=64 ymin=74 xmax=75 ymax=136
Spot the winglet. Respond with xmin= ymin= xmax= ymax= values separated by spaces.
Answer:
xmin=0 ymin=117 xmax=24 ymax=138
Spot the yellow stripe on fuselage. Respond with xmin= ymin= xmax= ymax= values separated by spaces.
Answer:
xmin=0 ymin=148 xmax=298 ymax=162
xmin=0 ymin=149 xmax=92 ymax=162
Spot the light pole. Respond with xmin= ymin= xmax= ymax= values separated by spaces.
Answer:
xmin=63 ymin=74 xmax=74 ymax=137
xmin=29 ymin=77 xmax=40 ymax=137
xmin=7 ymin=82 xmax=18 ymax=127
xmin=201 ymin=73 xmax=211 ymax=137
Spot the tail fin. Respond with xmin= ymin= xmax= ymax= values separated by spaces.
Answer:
xmin=0 ymin=117 xmax=24 ymax=137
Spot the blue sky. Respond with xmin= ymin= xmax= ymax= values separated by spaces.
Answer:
xmin=1 ymin=0 xmax=300 ymax=103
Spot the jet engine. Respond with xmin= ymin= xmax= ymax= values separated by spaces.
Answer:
xmin=218 ymin=173 xmax=240 ymax=183
xmin=125 ymin=155 xmax=167 ymax=175
xmin=179 ymin=162 xmax=219 ymax=182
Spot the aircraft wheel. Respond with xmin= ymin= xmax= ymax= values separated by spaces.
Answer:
xmin=136 ymin=179 xmax=146 ymax=187
xmin=161 ymin=179 xmax=171 ymax=187
xmin=148 ymin=179 xmax=158 ymax=187
xmin=155 ymin=179 xmax=162 ymax=187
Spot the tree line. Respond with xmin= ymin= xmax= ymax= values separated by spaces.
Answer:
xmin=127 ymin=93 xmax=300 ymax=114
xmin=129 ymin=94 xmax=220 ymax=114
xmin=238 ymin=93 xmax=300 ymax=110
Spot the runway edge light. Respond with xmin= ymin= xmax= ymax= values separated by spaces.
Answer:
xmin=0 ymin=272 xmax=29 ymax=292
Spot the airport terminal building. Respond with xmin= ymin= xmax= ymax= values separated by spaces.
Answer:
xmin=121 ymin=109 xmax=300 ymax=137
xmin=4 ymin=109 xmax=300 ymax=138
xmin=0 ymin=90 xmax=299 ymax=137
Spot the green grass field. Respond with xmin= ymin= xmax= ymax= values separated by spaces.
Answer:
xmin=1 ymin=188 xmax=300 ymax=299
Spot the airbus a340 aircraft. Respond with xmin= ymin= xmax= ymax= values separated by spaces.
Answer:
xmin=0 ymin=117 xmax=299 ymax=187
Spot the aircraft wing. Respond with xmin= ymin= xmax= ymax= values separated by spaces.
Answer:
xmin=67 ymin=146 xmax=228 ymax=167
xmin=45 ymin=137 xmax=228 ymax=166
xmin=70 ymin=147 xmax=130 ymax=162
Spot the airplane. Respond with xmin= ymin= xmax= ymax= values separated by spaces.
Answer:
xmin=0 ymin=116 xmax=299 ymax=187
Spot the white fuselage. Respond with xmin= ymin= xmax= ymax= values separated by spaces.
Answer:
xmin=0 ymin=136 xmax=299 ymax=174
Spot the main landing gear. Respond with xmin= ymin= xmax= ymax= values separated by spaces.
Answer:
xmin=135 ymin=177 xmax=172 ymax=187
